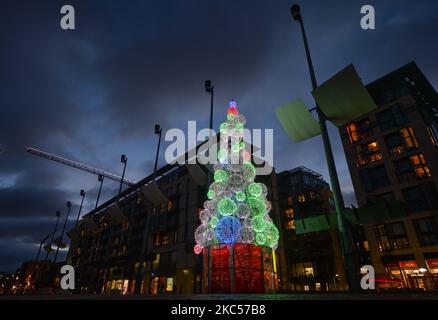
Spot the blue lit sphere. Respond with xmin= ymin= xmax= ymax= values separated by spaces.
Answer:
xmin=214 ymin=216 xmax=241 ymax=244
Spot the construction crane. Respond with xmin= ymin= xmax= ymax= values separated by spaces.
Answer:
xmin=26 ymin=147 xmax=137 ymax=186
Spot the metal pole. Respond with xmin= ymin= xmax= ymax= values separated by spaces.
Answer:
xmin=119 ymin=155 xmax=127 ymax=196
xmin=291 ymin=4 xmax=359 ymax=292
xmin=36 ymin=234 xmax=50 ymax=261
xmin=95 ymin=175 xmax=104 ymax=209
xmin=66 ymin=190 xmax=86 ymax=263
xmin=54 ymin=201 xmax=72 ymax=264
xmin=153 ymin=127 xmax=162 ymax=179
xmin=45 ymin=211 xmax=60 ymax=261
xmin=209 ymin=86 xmax=214 ymax=131
xmin=75 ymin=190 xmax=86 ymax=228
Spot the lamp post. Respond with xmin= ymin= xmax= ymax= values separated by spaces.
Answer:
xmin=95 ymin=174 xmax=104 ymax=209
xmin=67 ymin=190 xmax=86 ymax=264
xmin=118 ymin=154 xmax=128 ymax=196
xmin=205 ymin=80 xmax=214 ymax=131
xmin=290 ymin=4 xmax=359 ymax=292
xmin=45 ymin=211 xmax=60 ymax=261
xmin=53 ymin=201 xmax=72 ymax=264
xmin=74 ymin=190 xmax=86 ymax=228
xmin=36 ymin=234 xmax=51 ymax=261
xmin=153 ymin=124 xmax=162 ymax=179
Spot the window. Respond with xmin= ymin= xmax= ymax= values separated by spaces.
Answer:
xmin=394 ymin=158 xmax=415 ymax=182
xmin=403 ymin=183 xmax=438 ymax=212
xmin=287 ymin=196 xmax=293 ymax=206
xmin=309 ymin=191 xmax=316 ymax=200
xmin=347 ymin=123 xmax=360 ymax=143
xmin=367 ymin=192 xmax=395 ymax=204
xmin=359 ymin=165 xmax=390 ymax=192
xmin=285 ymin=220 xmax=295 ymax=230
xmin=346 ymin=118 xmax=372 ymax=143
xmin=374 ymin=222 xmax=410 ymax=251
xmin=414 ymin=217 xmax=438 ymax=246
xmin=400 ymin=128 xmax=419 ymax=149
xmin=376 ymin=104 xmax=407 ymax=131
xmin=284 ymin=208 xmax=294 ymax=219
xmin=298 ymin=194 xmax=306 ymax=203
xmin=427 ymin=125 xmax=438 ymax=148
xmin=290 ymin=175 xmax=301 ymax=185
xmin=353 ymin=141 xmax=382 ymax=166
xmin=410 ymin=154 xmax=431 ymax=178
xmin=386 ymin=127 xmax=419 ymax=155
xmin=167 ymin=201 xmax=173 ymax=212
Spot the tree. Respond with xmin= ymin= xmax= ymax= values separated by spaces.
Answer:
xmin=194 ymin=100 xmax=279 ymax=254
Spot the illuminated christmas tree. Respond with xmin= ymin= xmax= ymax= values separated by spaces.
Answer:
xmin=193 ymin=100 xmax=279 ymax=255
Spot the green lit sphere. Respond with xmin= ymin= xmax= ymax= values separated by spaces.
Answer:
xmin=227 ymin=113 xmax=235 ymax=121
xmin=235 ymin=122 xmax=244 ymax=130
xmin=209 ymin=216 xmax=219 ymax=228
xmin=256 ymin=233 xmax=267 ymax=245
xmin=247 ymin=197 xmax=266 ymax=216
xmin=217 ymin=149 xmax=228 ymax=163
xmin=207 ymin=190 xmax=216 ymax=200
xmin=235 ymin=191 xmax=246 ymax=202
xmin=220 ymin=122 xmax=228 ymax=134
xmin=265 ymin=222 xmax=280 ymax=248
xmin=214 ymin=169 xmax=228 ymax=183
xmin=239 ymin=141 xmax=245 ymax=149
xmin=243 ymin=162 xmax=256 ymax=180
xmin=218 ymin=197 xmax=237 ymax=216
xmin=247 ymin=182 xmax=263 ymax=197
xmin=252 ymin=215 xmax=268 ymax=232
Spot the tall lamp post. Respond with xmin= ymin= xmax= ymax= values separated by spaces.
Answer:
xmin=118 ymin=154 xmax=128 ymax=196
xmin=67 ymin=190 xmax=86 ymax=263
xmin=45 ymin=211 xmax=60 ymax=261
xmin=53 ymin=201 xmax=72 ymax=264
xmin=205 ymin=80 xmax=214 ymax=131
xmin=290 ymin=4 xmax=359 ymax=292
xmin=36 ymin=234 xmax=51 ymax=261
xmin=153 ymin=124 xmax=162 ymax=179
xmin=95 ymin=174 xmax=104 ymax=209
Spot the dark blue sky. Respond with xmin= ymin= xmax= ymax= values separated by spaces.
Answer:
xmin=1 ymin=0 xmax=437 ymax=272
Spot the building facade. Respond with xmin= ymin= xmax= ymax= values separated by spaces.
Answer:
xmin=276 ymin=166 xmax=348 ymax=291
xmin=67 ymin=161 xmax=289 ymax=295
xmin=340 ymin=62 xmax=438 ymax=290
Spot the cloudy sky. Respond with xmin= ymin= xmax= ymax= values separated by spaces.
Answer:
xmin=0 ymin=0 xmax=437 ymax=272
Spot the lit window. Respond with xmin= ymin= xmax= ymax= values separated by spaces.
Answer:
xmin=346 ymin=123 xmax=360 ymax=143
xmin=410 ymin=154 xmax=431 ymax=178
xmin=153 ymin=233 xmax=160 ymax=246
xmin=367 ymin=141 xmax=383 ymax=162
xmin=167 ymin=201 xmax=173 ymax=212
xmin=285 ymin=220 xmax=295 ymax=230
xmin=298 ymin=194 xmax=306 ymax=203
xmin=284 ymin=208 xmax=294 ymax=219
xmin=354 ymin=141 xmax=382 ymax=166
xmin=161 ymin=235 xmax=169 ymax=246
xmin=400 ymin=127 xmax=419 ymax=149
xmin=309 ymin=191 xmax=316 ymax=200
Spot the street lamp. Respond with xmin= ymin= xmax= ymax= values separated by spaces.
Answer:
xmin=95 ymin=174 xmax=104 ymax=209
xmin=205 ymin=80 xmax=214 ymax=131
xmin=289 ymin=4 xmax=359 ymax=292
xmin=74 ymin=190 xmax=86 ymax=228
xmin=153 ymin=124 xmax=162 ymax=179
xmin=53 ymin=201 xmax=72 ymax=263
xmin=45 ymin=211 xmax=60 ymax=261
xmin=118 ymin=154 xmax=128 ymax=196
